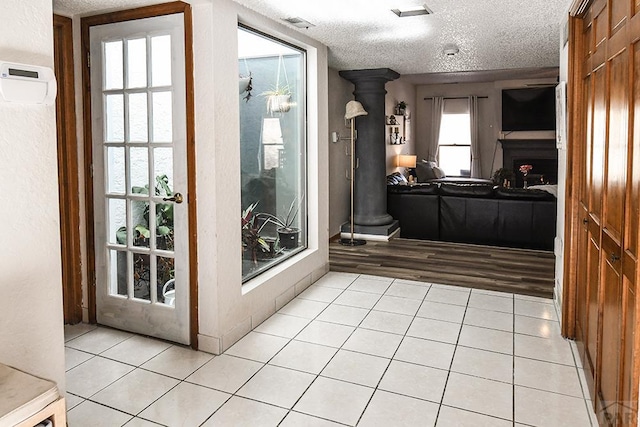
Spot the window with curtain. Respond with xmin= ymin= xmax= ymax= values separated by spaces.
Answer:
xmin=238 ymin=26 xmax=307 ymax=283
xmin=438 ymin=98 xmax=471 ymax=176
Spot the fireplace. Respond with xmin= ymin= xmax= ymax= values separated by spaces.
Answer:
xmin=499 ymin=139 xmax=558 ymax=188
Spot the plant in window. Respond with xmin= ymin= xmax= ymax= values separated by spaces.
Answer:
xmin=262 ymin=84 xmax=291 ymax=114
xmin=242 ymin=202 xmax=273 ymax=264
xmin=257 ymin=197 xmax=302 ymax=249
xmin=116 ymin=174 xmax=174 ymax=249
xmin=261 ymin=55 xmax=292 ymax=114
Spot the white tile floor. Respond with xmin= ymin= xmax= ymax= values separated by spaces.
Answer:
xmin=64 ymin=272 xmax=597 ymax=426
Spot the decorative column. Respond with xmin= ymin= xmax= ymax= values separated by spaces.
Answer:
xmin=339 ymin=68 xmax=400 ymax=235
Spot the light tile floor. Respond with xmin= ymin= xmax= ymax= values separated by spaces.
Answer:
xmin=64 ymin=272 xmax=597 ymax=426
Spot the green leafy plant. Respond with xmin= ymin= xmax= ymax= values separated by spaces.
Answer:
xmin=257 ymin=198 xmax=300 ymax=232
xmin=242 ymin=202 xmax=272 ymax=264
xmin=397 ymin=101 xmax=407 ymax=110
xmin=116 ymin=174 xmax=174 ymax=250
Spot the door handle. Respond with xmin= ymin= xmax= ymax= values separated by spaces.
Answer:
xmin=582 ymin=218 xmax=588 ymax=225
xmin=610 ymin=253 xmax=620 ymax=262
xmin=163 ymin=192 xmax=184 ymax=204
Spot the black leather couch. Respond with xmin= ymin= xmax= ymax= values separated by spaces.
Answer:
xmin=387 ymin=182 xmax=557 ymax=250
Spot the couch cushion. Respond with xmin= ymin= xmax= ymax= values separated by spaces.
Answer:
xmin=438 ymin=182 xmax=495 ymax=197
xmin=494 ymin=187 xmax=556 ymax=201
xmin=387 ymin=182 xmax=439 ymax=195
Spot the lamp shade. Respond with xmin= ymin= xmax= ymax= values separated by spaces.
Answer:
xmin=345 ymin=100 xmax=368 ymax=120
xmin=397 ymin=154 xmax=417 ymax=168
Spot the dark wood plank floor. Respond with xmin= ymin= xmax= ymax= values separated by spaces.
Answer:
xmin=329 ymin=238 xmax=556 ymax=299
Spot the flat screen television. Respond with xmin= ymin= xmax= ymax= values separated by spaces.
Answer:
xmin=502 ymin=87 xmax=556 ymax=131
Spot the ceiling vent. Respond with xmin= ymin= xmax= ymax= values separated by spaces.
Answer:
xmin=282 ymin=17 xmax=315 ymax=29
xmin=392 ymin=4 xmax=433 ymax=17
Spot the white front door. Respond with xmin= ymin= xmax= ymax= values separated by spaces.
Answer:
xmin=90 ymin=13 xmax=189 ymax=344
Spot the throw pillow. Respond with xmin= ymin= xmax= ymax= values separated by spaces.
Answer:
xmin=416 ymin=161 xmax=437 ymax=181
xmin=432 ymin=166 xmax=446 ymax=179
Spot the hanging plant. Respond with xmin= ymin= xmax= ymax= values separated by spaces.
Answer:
xmin=261 ymin=55 xmax=292 ymax=114
xmin=239 ymin=73 xmax=253 ymax=102
xmin=262 ymin=84 xmax=291 ymax=114
xmin=239 ymin=58 xmax=253 ymax=102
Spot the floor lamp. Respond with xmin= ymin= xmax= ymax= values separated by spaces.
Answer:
xmin=340 ymin=100 xmax=368 ymax=246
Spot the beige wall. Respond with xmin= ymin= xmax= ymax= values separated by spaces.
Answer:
xmin=385 ymin=78 xmax=417 ymax=175
xmin=0 ymin=0 xmax=66 ymax=392
xmin=414 ymin=79 xmax=557 ymax=179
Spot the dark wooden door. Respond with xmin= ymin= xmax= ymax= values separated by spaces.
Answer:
xmin=568 ymin=0 xmax=640 ymax=425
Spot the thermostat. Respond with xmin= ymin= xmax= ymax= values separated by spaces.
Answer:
xmin=0 ymin=61 xmax=57 ymax=105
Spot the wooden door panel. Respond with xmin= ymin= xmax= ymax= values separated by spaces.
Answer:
xmin=594 ymin=2 xmax=608 ymax=48
xmin=598 ymin=247 xmax=623 ymax=425
xmin=576 ymin=207 xmax=590 ymax=361
xmin=587 ymin=231 xmax=602 ymax=386
xmin=603 ymin=50 xmax=628 ymax=243
xmin=582 ymin=76 xmax=593 ymax=206
xmin=619 ymin=277 xmax=636 ymax=425
xmin=628 ymin=41 xmax=640 ymax=258
xmin=610 ymin=0 xmax=628 ymax=36
xmin=591 ymin=66 xmax=607 ymax=223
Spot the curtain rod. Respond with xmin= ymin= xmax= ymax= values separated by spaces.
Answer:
xmin=424 ymin=96 xmax=489 ymax=100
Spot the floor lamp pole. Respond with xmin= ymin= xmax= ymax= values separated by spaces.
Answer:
xmin=340 ymin=114 xmax=366 ymax=246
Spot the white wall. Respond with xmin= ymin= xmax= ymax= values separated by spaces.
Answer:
xmin=414 ymin=78 xmax=557 ymax=179
xmin=385 ymin=78 xmax=417 ymax=175
xmin=328 ymin=68 xmax=354 ymax=236
xmin=0 ymin=0 xmax=66 ymax=393
xmin=193 ymin=0 xmax=330 ymax=353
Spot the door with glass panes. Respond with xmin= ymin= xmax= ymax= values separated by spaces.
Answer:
xmin=90 ymin=13 xmax=189 ymax=344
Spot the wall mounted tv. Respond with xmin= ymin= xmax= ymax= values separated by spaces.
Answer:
xmin=502 ymin=87 xmax=556 ymax=131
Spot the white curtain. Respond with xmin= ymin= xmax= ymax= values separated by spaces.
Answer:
xmin=428 ymin=96 xmax=444 ymax=162
xmin=469 ymin=95 xmax=481 ymax=178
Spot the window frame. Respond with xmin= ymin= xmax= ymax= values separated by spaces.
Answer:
xmin=238 ymin=24 xmax=309 ymax=284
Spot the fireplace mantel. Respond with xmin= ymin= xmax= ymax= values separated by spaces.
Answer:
xmin=499 ymin=139 xmax=558 ymax=186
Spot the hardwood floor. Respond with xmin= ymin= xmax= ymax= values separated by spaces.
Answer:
xmin=329 ymin=238 xmax=556 ymax=298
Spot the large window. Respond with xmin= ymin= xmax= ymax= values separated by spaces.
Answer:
xmin=438 ymin=99 xmax=471 ymax=176
xmin=239 ymin=27 xmax=307 ymax=282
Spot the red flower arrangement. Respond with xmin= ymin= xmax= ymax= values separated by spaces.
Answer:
xmin=519 ymin=164 xmax=533 ymax=175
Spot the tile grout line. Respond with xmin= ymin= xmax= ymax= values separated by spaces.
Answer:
xmin=353 ymin=279 xmax=433 ymax=426
xmin=433 ymin=286 xmax=472 ymax=425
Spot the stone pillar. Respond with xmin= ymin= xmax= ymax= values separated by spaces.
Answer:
xmin=339 ymin=68 xmax=400 ymax=230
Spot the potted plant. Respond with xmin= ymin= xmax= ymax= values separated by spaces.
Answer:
xmin=395 ymin=101 xmax=407 ymax=116
xmin=242 ymin=202 xmax=273 ymax=264
xmin=258 ymin=198 xmax=301 ymax=250
xmin=492 ymin=168 xmax=515 ymax=187
xmin=262 ymin=84 xmax=291 ymax=114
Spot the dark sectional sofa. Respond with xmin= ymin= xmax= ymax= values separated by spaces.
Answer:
xmin=387 ymin=182 xmax=557 ymax=251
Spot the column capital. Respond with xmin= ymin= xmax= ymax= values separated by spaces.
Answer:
xmin=339 ymin=68 xmax=400 ymax=84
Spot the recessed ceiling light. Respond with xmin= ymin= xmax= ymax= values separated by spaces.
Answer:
xmin=282 ymin=17 xmax=315 ymax=29
xmin=391 ymin=4 xmax=433 ymax=17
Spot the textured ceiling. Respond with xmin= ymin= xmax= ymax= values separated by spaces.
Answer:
xmin=53 ymin=0 xmax=570 ymax=77
xmin=231 ymin=0 xmax=570 ymax=76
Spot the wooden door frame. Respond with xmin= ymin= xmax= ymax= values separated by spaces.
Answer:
xmin=54 ymin=14 xmax=83 ymax=324
xmin=81 ymin=1 xmax=199 ymax=348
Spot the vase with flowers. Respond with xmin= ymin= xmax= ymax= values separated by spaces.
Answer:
xmin=519 ymin=164 xmax=533 ymax=188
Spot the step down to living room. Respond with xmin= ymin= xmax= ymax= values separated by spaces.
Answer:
xmin=329 ymin=238 xmax=555 ymax=299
